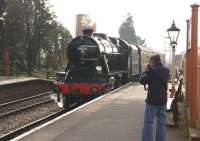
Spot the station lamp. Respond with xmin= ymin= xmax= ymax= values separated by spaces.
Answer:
xmin=167 ymin=20 xmax=180 ymax=97
xmin=167 ymin=20 xmax=180 ymax=46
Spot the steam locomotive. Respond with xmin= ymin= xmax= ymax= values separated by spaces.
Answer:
xmin=53 ymin=29 xmax=164 ymax=109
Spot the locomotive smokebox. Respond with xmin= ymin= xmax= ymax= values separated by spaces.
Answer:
xmin=83 ymin=27 xmax=93 ymax=36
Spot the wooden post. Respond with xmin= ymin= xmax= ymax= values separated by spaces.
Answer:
xmin=190 ymin=4 xmax=199 ymax=128
xmin=197 ymin=50 xmax=200 ymax=129
xmin=186 ymin=19 xmax=190 ymax=106
xmin=3 ymin=50 xmax=11 ymax=76
xmin=195 ymin=10 xmax=200 ymax=129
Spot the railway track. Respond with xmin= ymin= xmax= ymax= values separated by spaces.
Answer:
xmin=0 ymin=91 xmax=53 ymax=117
xmin=0 ymin=99 xmax=53 ymax=118
xmin=0 ymin=91 xmax=61 ymax=141
xmin=0 ymin=83 xmax=131 ymax=141
xmin=0 ymin=110 xmax=65 ymax=141
xmin=0 ymin=79 xmax=53 ymax=104
xmin=0 ymin=91 xmax=53 ymax=108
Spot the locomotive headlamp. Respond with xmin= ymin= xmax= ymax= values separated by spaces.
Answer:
xmin=96 ymin=66 xmax=102 ymax=75
xmin=167 ymin=20 xmax=180 ymax=45
xmin=96 ymin=66 xmax=102 ymax=71
xmin=2 ymin=12 xmax=7 ymax=17
xmin=0 ymin=17 xmax=4 ymax=21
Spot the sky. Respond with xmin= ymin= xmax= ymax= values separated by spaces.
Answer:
xmin=49 ymin=0 xmax=200 ymax=54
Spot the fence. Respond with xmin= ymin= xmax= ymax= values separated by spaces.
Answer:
xmin=31 ymin=69 xmax=56 ymax=80
xmin=0 ymin=67 xmax=56 ymax=80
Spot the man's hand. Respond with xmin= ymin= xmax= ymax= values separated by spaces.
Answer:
xmin=145 ymin=64 xmax=150 ymax=71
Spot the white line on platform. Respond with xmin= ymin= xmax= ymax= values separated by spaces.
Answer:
xmin=0 ymin=78 xmax=38 ymax=85
xmin=11 ymin=83 xmax=132 ymax=141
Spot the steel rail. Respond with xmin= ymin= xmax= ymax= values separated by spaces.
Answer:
xmin=0 ymin=91 xmax=53 ymax=108
xmin=0 ymin=99 xmax=54 ymax=118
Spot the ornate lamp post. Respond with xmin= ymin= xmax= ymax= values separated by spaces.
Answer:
xmin=167 ymin=20 xmax=180 ymax=97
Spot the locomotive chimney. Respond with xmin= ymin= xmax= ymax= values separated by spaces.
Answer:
xmin=82 ymin=27 xmax=93 ymax=36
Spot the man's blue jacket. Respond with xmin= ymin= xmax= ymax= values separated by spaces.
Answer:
xmin=139 ymin=63 xmax=170 ymax=106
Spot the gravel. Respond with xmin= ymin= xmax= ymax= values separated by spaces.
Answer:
xmin=0 ymin=101 xmax=61 ymax=137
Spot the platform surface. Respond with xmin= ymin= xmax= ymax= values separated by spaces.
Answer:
xmin=0 ymin=76 xmax=38 ymax=85
xmin=15 ymin=83 xmax=188 ymax=141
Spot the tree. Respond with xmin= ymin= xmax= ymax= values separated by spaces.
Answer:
xmin=44 ymin=21 xmax=72 ymax=69
xmin=119 ymin=13 xmax=146 ymax=46
xmin=1 ymin=0 xmax=72 ymax=74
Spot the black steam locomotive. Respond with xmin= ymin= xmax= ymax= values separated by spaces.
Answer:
xmin=53 ymin=29 xmax=164 ymax=109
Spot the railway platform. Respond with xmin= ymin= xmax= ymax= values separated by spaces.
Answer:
xmin=0 ymin=76 xmax=38 ymax=85
xmin=0 ymin=76 xmax=53 ymax=104
xmin=13 ymin=83 xmax=188 ymax=141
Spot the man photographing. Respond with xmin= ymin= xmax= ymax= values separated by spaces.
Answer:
xmin=140 ymin=54 xmax=169 ymax=141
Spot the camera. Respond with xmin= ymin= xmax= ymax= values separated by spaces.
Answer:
xmin=146 ymin=64 xmax=152 ymax=70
